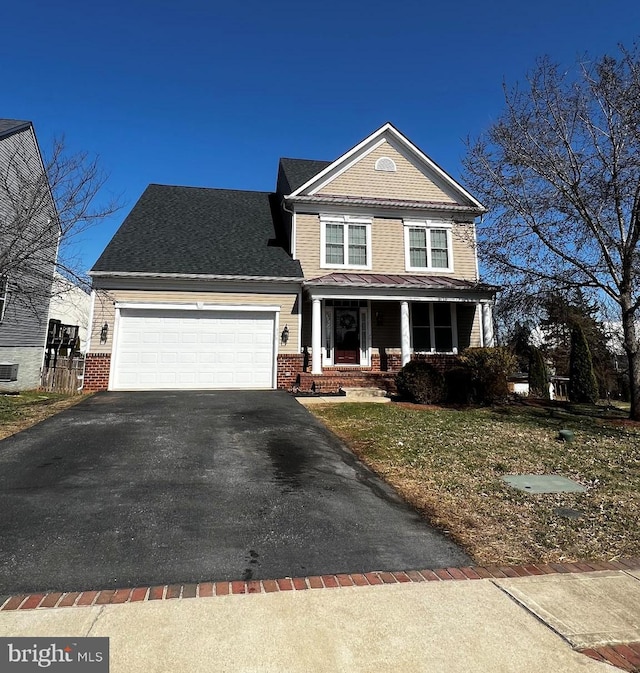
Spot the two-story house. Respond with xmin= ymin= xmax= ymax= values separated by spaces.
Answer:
xmin=85 ymin=123 xmax=496 ymax=392
xmin=0 ymin=119 xmax=59 ymax=391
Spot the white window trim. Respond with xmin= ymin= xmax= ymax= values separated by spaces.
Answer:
xmin=0 ymin=277 xmax=8 ymax=323
xmin=320 ymin=301 xmax=371 ymax=366
xmin=410 ymin=302 xmax=458 ymax=355
xmin=403 ymin=220 xmax=454 ymax=273
xmin=320 ymin=215 xmax=372 ymax=270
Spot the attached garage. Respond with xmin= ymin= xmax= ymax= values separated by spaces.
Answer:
xmin=110 ymin=305 xmax=279 ymax=390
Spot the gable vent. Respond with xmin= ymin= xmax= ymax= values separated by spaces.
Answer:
xmin=0 ymin=363 xmax=18 ymax=382
xmin=375 ymin=157 xmax=397 ymax=172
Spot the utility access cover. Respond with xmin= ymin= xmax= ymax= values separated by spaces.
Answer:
xmin=501 ymin=474 xmax=586 ymax=494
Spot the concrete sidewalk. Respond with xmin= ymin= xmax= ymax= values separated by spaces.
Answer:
xmin=3 ymin=569 xmax=640 ymax=672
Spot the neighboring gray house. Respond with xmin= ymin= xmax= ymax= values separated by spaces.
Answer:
xmin=0 ymin=119 xmax=59 ymax=390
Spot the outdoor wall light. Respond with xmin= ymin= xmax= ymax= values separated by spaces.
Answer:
xmin=281 ymin=324 xmax=289 ymax=345
xmin=100 ymin=322 xmax=109 ymax=344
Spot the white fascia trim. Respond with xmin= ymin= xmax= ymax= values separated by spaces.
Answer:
xmin=89 ymin=271 xmax=304 ymax=282
xmin=288 ymin=125 xmax=396 ymax=198
xmin=384 ymin=125 xmax=486 ymax=210
xmin=308 ymin=138 xmax=387 ymax=196
xmin=114 ymin=302 xmax=282 ymax=312
xmin=286 ymin=122 xmax=486 ymax=210
xmin=473 ymin=221 xmax=480 ymax=282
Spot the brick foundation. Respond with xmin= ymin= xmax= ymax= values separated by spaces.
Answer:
xmin=411 ymin=353 xmax=461 ymax=372
xmin=276 ymin=354 xmax=306 ymax=389
xmin=83 ymin=353 xmax=111 ymax=392
xmin=83 ymin=352 xmax=460 ymax=394
xmin=277 ymin=352 xmax=460 ymax=393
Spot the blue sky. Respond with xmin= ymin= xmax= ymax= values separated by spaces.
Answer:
xmin=3 ymin=0 xmax=639 ymax=272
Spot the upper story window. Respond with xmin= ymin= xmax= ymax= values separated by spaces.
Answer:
xmin=404 ymin=220 xmax=453 ymax=272
xmin=321 ymin=215 xmax=372 ymax=269
xmin=0 ymin=277 xmax=7 ymax=322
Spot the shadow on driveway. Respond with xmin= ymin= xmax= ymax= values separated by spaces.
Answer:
xmin=0 ymin=391 xmax=469 ymax=595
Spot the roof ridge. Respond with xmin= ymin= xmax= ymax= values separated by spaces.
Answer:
xmin=146 ymin=183 xmax=273 ymax=196
xmin=279 ymin=157 xmax=331 ymax=163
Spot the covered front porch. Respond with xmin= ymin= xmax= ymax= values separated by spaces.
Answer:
xmin=290 ymin=273 xmax=496 ymax=392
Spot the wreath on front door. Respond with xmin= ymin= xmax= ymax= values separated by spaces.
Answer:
xmin=339 ymin=313 xmax=356 ymax=330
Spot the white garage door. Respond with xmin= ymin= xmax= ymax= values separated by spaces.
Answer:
xmin=112 ymin=308 xmax=276 ymax=390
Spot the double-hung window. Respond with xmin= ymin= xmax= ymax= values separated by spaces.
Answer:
xmin=404 ymin=220 xmax=453 ymax=272
xmin=321 ymin=215 xmax=372 ymax=269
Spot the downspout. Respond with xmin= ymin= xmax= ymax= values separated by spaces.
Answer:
xmin=281 ymin=198 xmax=296 ymax=259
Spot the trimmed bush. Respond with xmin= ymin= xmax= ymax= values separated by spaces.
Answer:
xmin=395 ymin=360 xmax=446 ymax=404
xmin=459 ymin=347 xmax=517 ymax=405
xmin=444 ymin=366 xmax=474 ymax=404
xmin=569 ymin=325 xmax=599 ymax=404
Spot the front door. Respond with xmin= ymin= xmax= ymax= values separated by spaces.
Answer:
xmin=334 ymin=308 xmax=360 ymax=364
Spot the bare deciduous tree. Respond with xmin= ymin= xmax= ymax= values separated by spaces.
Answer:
xmin=464 ymin=45 xmax=640 ymax=419
xmin=0 ymin=131 xmax=120 ymax=319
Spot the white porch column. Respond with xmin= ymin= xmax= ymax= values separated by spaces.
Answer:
xmin=400 ymin=300 xmax=411 ymax=366
xmin=481 ymin=302 xmax=495 ymax=347
xmin=311 ymin=298 xmax=322 ymax=374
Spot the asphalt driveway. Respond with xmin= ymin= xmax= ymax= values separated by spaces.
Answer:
xmin=0 ymin=391 xmax=469 ymax=595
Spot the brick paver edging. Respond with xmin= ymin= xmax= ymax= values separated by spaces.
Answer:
xmin=580 ymin=643 xmax=640 ymax=672
xmin=2 ymin=557 xmax=639 ymax=612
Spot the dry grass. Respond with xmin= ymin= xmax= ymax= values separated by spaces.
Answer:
xmin=0 ymin=391 xmax=85 ymax=441
xmin=310 ymin=400 xmax=640 ymax=565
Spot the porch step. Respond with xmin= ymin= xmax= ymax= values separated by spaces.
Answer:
xmin=342 ymin=387 xmax=388 ymax=398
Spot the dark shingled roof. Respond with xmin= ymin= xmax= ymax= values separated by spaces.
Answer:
xmin=91 ymin=184 xmax=303 ymax=277
xmin=0 ymin=119 xmax=31 ymax=138
xmin=278 ymin=158 xmax=331 ymax=193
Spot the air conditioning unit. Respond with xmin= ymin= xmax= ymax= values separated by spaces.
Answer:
xmin=0 ymin=363 xmax=18 ymax=382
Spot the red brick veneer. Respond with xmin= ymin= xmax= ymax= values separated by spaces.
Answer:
xmin=83 ymin=353 xmax=111 ymax=392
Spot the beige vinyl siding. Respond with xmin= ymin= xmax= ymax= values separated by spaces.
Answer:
xmin=471 ymin=304 xmax=482 ymax=347
xmin=296 ymin=214 xmax=477 ymax=281
xmin=316 ymin=141 xmax=457 ymax=203
xmin=296 ymin=213 xmax=322 ymax=278
xmin=90 ymin=290 xmax=299 ymax=355
xmin=372 ymin=218 xmax=405 ymax=276
xmin=457 ymin=303 xmax=478 ymax=350
xmin=449 ymin=224 xmax=477 ymax=279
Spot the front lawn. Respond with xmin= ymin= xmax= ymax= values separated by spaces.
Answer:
xmin=310 ymin=401 xmax=640 ymax=565
xmin=0 ymin=391 xmax=83 ymax=440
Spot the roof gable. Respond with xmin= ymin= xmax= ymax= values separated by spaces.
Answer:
xmin=288 ymin=123 xmax=484 ymax=210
